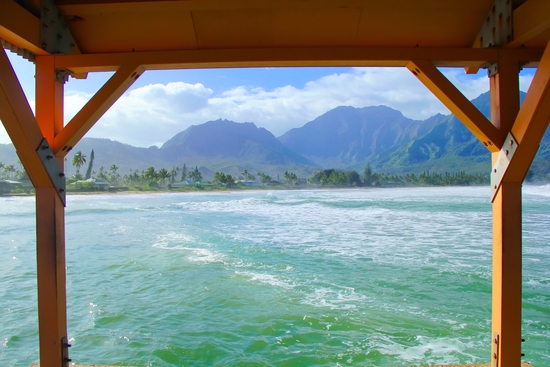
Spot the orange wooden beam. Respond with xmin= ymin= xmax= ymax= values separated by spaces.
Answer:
xmin=407 ymin=59 xmax=505 ymax=152
xmin=507 ymin=0 xmax=550 ymax=48
xmin=489 ymin=51 xmax=522 ymax=367
xmin=492 ymin=182 xmax=523 ymax=367
xmin=35 ymin=52 xmax=70 ymax=367
xmin=0 ymin=47 xmax=52 ymax=187
xmin=0 ymin=0 xmax=48 ymax=56
xmin=52 ymin=47 xmax=545 ymax=74
xmin=496 ymin=40 xmax=550 ymax=185
xmin=53 ymin=64 xmax=145 ymax=156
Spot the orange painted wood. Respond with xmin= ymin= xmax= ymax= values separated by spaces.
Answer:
xmin=51 ymin=47 xmax=545 ymax=74
xmin=492 ymin=183 xmax=523 ymax=367
xmin=53 ymin=64 xmax=145 ymax=156
xmin=0 ymin=48 xmax=51 ymax=187
xmin=489 ymin=56 xmax=523 ymax=367
xmin=35 ymin=61 xmax=69 ymax=367
xmin=504 ymin=40 xmax=550 ymax=183
xmin=407 ymin=59 xmax=504 ymax=152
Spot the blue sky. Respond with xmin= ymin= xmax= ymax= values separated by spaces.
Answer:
xmin=1 ymin=50 xmax=536 ymax=147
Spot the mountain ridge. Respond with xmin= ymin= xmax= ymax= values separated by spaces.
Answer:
xmin=1 ymin=91 xmax=548 ymax=180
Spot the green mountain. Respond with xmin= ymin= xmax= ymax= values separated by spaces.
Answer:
xmin=364 ymin=92 xmax=534 ymax=175
xmin=1 ymin=91 xmax=549 ymax=180
xmin=278 ymin=105 xmax=447 ymax=167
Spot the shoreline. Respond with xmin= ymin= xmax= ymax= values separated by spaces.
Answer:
xmin=1 ymin=184 xmax=492 ymax=198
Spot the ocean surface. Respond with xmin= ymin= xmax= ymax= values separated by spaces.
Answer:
xmin=0 ymin=186 xmax=549 ymax=367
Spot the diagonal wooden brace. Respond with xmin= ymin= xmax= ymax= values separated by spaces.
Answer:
xmin=492 ymin=40 xmax=550 ymax=201
xmin=0 ymin=48 xmax=67 ymax=204
xmin=53 ymin=64 xmax=145 ymax=156
xmin=407 ymin=60 xmax=505 ymax=152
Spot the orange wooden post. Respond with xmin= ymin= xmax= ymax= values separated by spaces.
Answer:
xmin=35 ymin=56 xmax=70 ymax=367
xmin=489 ymin=52 xmax=522 ymax=367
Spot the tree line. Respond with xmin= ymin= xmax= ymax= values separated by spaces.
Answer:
xmin=1 ymin=149 xmax=491 ymax=191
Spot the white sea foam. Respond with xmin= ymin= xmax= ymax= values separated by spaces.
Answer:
xmin=524 ymin=184 xmax=550 ymax=197
xmin=234 ymin=271 xmax=295 ymax=289
xmin=301 ymin=286 xmax=367 ymax=310
xmin=370 ymin=334 xmax=479 ymax=365
xmin=152 ymin=232 xmax=225 ymax=264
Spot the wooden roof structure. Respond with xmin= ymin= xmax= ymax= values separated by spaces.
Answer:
xmin=1 ymin=0 xmax=550 ymax=366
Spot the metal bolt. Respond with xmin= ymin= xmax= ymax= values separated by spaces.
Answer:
xmin=494 ymin=169 xmax=497 ymax=173
xmin=494 ymin=185 xmax=497 ymax=189
xmin=493 ymin=352 xmax=497 ymax=359
xmin=64 ymin=358 xmax=72 ymax=362
xmin=46 ymin=155 xmax=53 ymax=160
xmin=494 ymin=337 xmax=498 ymax=343
xmin=521 ymin=353 xmax=525 ymax=357
xmin=522 ymin=338 xmax=525 ymax=342
xmin=505 ymin=150 xmax=509 ymax=155
xmin=510 ymin=140 xmax=514 ymax=145
xmin=41 ymin=145 xmax=49 ymax=150
xmin=59 ymin=173 xmax=65 ymax=177
xmin=59 ymin=189 xmax=65 ymax=193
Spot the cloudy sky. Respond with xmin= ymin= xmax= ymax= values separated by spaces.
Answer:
xmin=1 ymin=51 xmax=535 ymax=147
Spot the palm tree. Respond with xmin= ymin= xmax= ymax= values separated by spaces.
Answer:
xmin=5 ymin=164 xmax=15 ymax=179
xmin=72 ymin=151 xmax=86 ymax=179
xmin=169 ymin=167 xmax=179 ymax=183
xmin=158 ymin=168 xmax=171 ymax=186
xmin=109 ymin=164 xmax=120 ymax=184
xmin=144 ymin=167 xmax=158 ymax=182
xmin=0 ymin=162 xmax=4 ymax=179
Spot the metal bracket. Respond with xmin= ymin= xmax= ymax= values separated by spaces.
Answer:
xmin=480 ymin=0 xmax=513 ymax=48
xmin=491 ymin=132 xmax=518 ymax=202
xmin=36 ymin=138 xmax=66 ymax=206
xmin=61 ymin=336 xmax=72 ymax=365
xmin=40 ymin=0 xmax=77 ymax=54
xmin=55 ymin=69 xmax=72 ymax=84
xmin=492 ymin=332 xmax=499 ymax=367
xmin=488 ymin=63 xmax=499 ymax=77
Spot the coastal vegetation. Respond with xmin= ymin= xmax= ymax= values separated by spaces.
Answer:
xmin=56 ymin=153 xmax=491 ymax=193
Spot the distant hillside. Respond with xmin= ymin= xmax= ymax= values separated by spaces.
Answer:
xmin=1 ymin=92 xmax=549 ymax=180
xmin=278 ymin=105 xmax=447 ymax=168
xmin=365 ymin=92 xmax=535 ymax=175
xmin=157 ymin=119 xmax=318 ymax=177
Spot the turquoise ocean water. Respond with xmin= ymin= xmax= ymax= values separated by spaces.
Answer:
xmin=0 ymin=186 xmax=548 ymax=366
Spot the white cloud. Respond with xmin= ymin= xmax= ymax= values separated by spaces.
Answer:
xmin=0 ymin=68 xmax=536 ymax=148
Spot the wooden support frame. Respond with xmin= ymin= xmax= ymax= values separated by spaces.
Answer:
xmin=0 ymin=0 xmax=47 ymax=56
xmin=507 ymin=0 xmax=550 ymax=48
xmin=493 ymin=40 xmax=550 ymax=195
xmin=35 ymin=56 xmax=71 ymax=367
xmin=489 ymin=52 xmax=522 ymax=367
xmin=407 ymin=59 xmax=505 ymax=152
xmin=51 ymin=47 xmax=545 ymax=74
xmin=53 ymin=64 xmax=145 ymax=156
xmin=0 ymin=48 xmax=51 ymax=187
